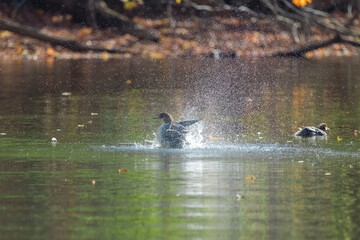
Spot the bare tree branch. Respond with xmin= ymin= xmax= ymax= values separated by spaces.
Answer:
xmin=272 ymin=35 xmax=342 ymax=57
xmin=0 ymin=17 xmax=127 ymax=53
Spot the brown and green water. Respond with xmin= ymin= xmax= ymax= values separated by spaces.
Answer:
xmin=1 ymin=58 xmax=360 ymax=239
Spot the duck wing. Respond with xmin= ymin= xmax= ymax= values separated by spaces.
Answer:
xmin=177 ymin=120 xmax=199 ymax=127
xmin=164 ymin=127 xmax=186 ymax=148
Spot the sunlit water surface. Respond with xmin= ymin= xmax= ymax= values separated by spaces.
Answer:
xmin=1 ymin=58 xmax=360 ymax=240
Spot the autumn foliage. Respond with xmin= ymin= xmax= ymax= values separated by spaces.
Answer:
xmin=0 ymin=0 xmax=358 ymax=60
xmin=292 ymin=0 xmax=312 ymax=7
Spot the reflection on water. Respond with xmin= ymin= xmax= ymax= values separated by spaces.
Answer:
xmin=1 ymin=58 xmax=360 ymax=239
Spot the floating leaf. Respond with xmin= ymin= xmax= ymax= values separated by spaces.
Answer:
xmin=88 ymin=120 xmax=93 ymax=124
xmin=337 ymin=136 xmax=342 ymax=142
xmin=349 ymin=164 xmax=353 ymax=169
xmin=354 ymin=130 xmax=358 ymax=136
xmin=61 ymin=92 xmax=72 ymax=96
xmin=325 ymin=172 xmax=331 ymax=176
xmin=77 ymin=124 xmax=85 ymax=128
xmin=118 ymin=169 xmax=128 ymax=173
xmin=235 ymin=193 xmax=245 ymax=200
xmin=91 ymin=113 xmax=98 ymax=116
xmin=246 ymin=175 xmax=256 ymax=181
xmin=91 ymin=179 xmax=96 ymax=185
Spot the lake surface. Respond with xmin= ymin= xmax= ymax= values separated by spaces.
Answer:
xmin=1 ymin=57 xmax=360 ymax=240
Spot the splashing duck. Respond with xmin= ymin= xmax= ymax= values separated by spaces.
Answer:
xmin=154 ymin=112 xmax=199 ymax=148
xmin=295 ymin=123 xmax=329 ymax=137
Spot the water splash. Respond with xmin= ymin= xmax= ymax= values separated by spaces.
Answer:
xmin=147 ymin=121 xmax=205 ymax=149
xmin=184 ymin=121 xmax=204 ymax=149
xmin=95 ymin=140 xmax=360 ymax=158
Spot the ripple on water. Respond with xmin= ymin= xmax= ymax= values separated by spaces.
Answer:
xmin=93 ymin=141 xmax=359 ymax=159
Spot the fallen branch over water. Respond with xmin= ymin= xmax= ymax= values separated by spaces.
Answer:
xmin=0 ymin=17 xmax=126 ymax=53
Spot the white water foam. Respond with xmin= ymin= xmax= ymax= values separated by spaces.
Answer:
xmin=93 ymin=122 xmax=359 ymax=157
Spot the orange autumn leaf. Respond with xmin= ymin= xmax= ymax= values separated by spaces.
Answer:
xmin=246 ymin=175 xmax=256 ymax=181
xmin=354 ymin=130 xmax=358 ymax=136
xmin=293 ymin=0 xmax=312 ymax=7
xmin=118 ymin=169 xmax=128 ymax=173
xmin=46 ymin=47 xmax=56 ymax=56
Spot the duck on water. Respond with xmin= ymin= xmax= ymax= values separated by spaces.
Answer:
xmin=295 ymin=123 xmax=329 ymax=137
xmin=154 ymin=112 xmax=199 ymax=148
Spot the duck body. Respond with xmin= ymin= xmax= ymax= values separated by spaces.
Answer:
xmin=155 ymin=113 xmax=199 ymax=148
xmin=295 ymin=123 xmax=329 ymax=137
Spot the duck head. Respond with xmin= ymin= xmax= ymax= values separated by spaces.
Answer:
xmin=318 ymin=123 xmax=330 ymax=131
xmin=154 ymin=112 xmax=174 ymax=123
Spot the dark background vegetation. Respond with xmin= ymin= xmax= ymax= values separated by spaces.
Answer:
xmin=1 ymin=0 xmax=360 ymax=58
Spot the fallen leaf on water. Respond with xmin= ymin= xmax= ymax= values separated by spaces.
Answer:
xmin=77 ymin=124 xmax=85 ymax=128
xmin=337 ymin=136 xmax=342 ymax=142
xmin=325 ymin=172 xmax=331 ymax=176
xmin=354 ymin=130 xmax=358 ymax=136
xmin=88 ymin=120 xmax=93 ymax=124
xmin=235 ymin=193 xmax=245 ymax=200
xmin=91 ymin=113 xmax=98 ymax=116
xmin=118 ymin=169 xmax=128 ymax=173
xmin=349 ymin=164 xmax=353 ymax=169
xmin=61 ymin=92 xmax=72 ymax=96
xmin=91 ymin=179 xmax=96 ymax=185
xmin=246 ymin=175 xmax=256 ymax=181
